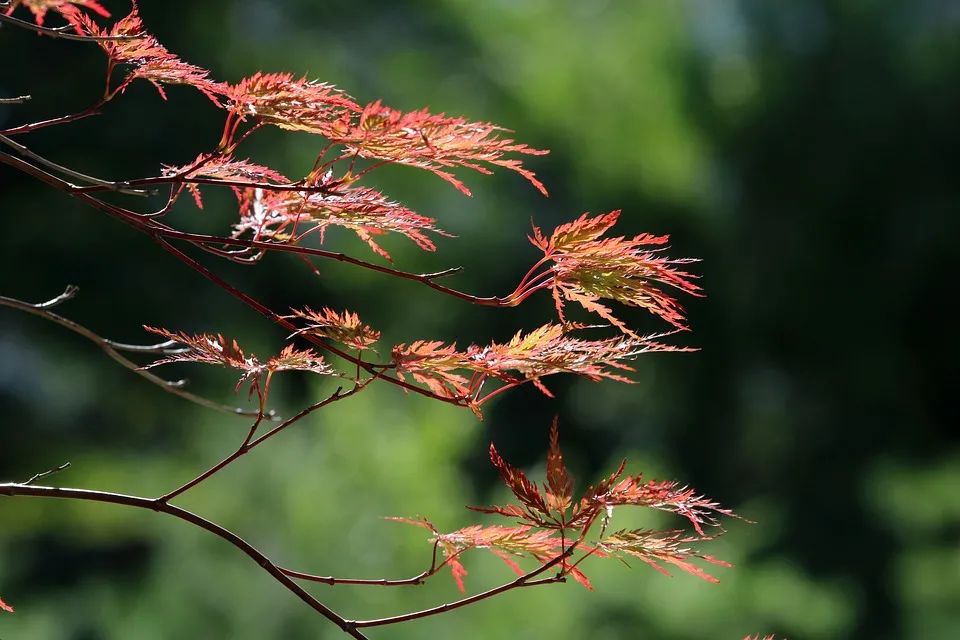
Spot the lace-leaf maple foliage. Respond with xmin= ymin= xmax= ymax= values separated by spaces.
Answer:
xmin=394 ymin=419 xmax=738 ymax=593
xmin=0 ymin=1 xmax=755 ymax=635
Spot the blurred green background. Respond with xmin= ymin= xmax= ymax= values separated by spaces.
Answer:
xmin=1 ymin=1 xmax=957 ymax=638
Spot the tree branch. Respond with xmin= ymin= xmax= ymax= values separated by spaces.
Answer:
xmin=0 ymin=483 xmax=368 ymax=639
xmin=348 ymin=546 xmax=573 ymax=629
xmin=0 ymin=134 xmax=152 ymax=196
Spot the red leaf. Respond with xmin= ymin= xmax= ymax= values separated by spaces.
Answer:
xmin=448 ymin=555 xmax=468 ymax=593
xmin=162 ymin=154 xmax=289 ymax=209
xmin=545 ymin=416 xmax=573 ymax=513
xmin=0 ymin=596 xmax=13 ymax=613
xmin=491 ymin=549 xmax=525 ymax=577
xmin=340 ymin=100 xmax=549 ymax=196
xmin=142 ymin=326 xmax=336 ymax=393
xmin=288 ymin=307 xmax=381 ymax=351
xmin=565 ymin=564 xmax=594 ymax=591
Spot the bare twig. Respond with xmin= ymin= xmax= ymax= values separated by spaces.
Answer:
xmin=0 ymin=95 xmax=31 ymax=104
xmin=0 ymin=286 xmax=268 ymax=419
xmin=23 ymin=462 xmax=70 ymax=485
xmin=281 ymin=541 xmax=445 ymax=587
xmin=0 ymin=98 xmax=107 ymax=136
xmin=0 ymin=134 xmax=152 ymax=196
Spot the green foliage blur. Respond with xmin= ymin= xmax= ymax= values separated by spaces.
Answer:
xmin=1 ymin=1 xmax=957 ymax=638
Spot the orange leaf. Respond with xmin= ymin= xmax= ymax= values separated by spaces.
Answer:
xmin=530 ymin=211 xmax=702 ymax=333
xmin=288 ymin=307 xmax=380 ymax=351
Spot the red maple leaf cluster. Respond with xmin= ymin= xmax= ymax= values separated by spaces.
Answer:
xmin=162 ymin=154 xmax=290 ymax=209
xmin=341 ymin=100 xmax=549 ymax=196
xmin=392 ymin=323 xmax=691 ymax=410
xmin=517 ymin=210 xmax=702 ymax=334
xmin=72 ymin=5 xmax=222 ymax=103
xmin=234 ymin=173 xmax=449 ymax=261
xmin=225 ymin=71 xmax=359 ymax=138
xmin=396 ymin=420 xmax=736 ymax=591
xmin=287 ymin=307 xmax=381 ymax=352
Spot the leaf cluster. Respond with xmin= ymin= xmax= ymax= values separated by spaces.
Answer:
xmin=396 ymin=420 xmax=737 ymax=591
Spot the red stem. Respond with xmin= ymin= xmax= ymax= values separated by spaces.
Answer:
xmin=348 ymin=543 xmax=576 ymax=629
xmin=159 ymin=383 xmax=363 ymax=503
xmin=0 ymin=98 xmax=106 ymax=136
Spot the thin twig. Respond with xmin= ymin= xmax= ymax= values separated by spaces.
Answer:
xmin=0 ymin=12 xmax=139 ymax=42
xmin=280 ymin=568 xmax=430 ymax=587
xmin=0 ymin=286 xmax=267 ymax=419
xmin=0 ymin=151 xmax=509 ymax=308
xmin=281 ymin=540 xmax=452 ymax=587
xmin=0 ymin=134 xmax=152 ymax=196
xmin=0 ymin=95 xmax=31 ymax=104
xmin=158 ymin=380 xmax=372 ymax=503
xmin=23 ymin=462 xmax=70 ymax=485
xmin=348 ymin=545 xmax=575 ymax=629
xmin=0 ymin=98 xmax=106 ymax=136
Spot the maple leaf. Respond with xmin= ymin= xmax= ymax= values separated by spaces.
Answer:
xmin=396 ymin=422 xmax=737 ymax=594
xmin=528 ymin=211 xmax=702 ymax=333
xmin=142 ymin=327 xmax=336 ymax=395
xmin=597 ymin=529 xmax=732 ymax=584
xmin=544 ymin=417 xmax=573 ymax=514
xmin=0 ymin=596 xmax=13 ymax=613
xmin=74 ymin=4 xmax=223 ymax=104
xmin=467 ymin=323 xmax=693 ymax=396
xmin=336 ymin=100 xmax=548 ymax=196
xmin=4 ymin=0 xmax=108 ymax=28
xmin=392 ymin=340 xmax=474 ymax=401
xmin=287 ymin=307 xmax=381 ymax=351
xmin=394 ymin=324 xmax=689 ymax=406
xmin=485 ymin=442 xmax=550 ymax=522
xmin=162 ymin=154 xmax=289 ymax=209
xmin=578 ymin=474 xmax=738 ymax=536
xmin=232 ymin=171 xmax=450 ymax=261
xmin=226 ymin=72 xmax=359 ymax=137
xmin=266 ymin=344 xmax=335 ymax=376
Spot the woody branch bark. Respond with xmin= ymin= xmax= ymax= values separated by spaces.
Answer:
xmin=0 ymin=483 xmax=369 ymax=640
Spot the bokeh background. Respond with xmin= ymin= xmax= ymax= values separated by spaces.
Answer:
xmin=1 ymin=1 xmax=958 ymax=638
